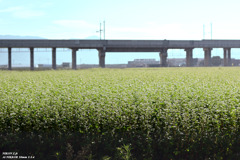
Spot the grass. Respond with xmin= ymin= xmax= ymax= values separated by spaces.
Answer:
xmin=0 ymin=67 xmax=239 ymax=159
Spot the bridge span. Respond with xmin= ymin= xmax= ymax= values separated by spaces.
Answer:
xmin=0 ymin=39 xmax=239 ymax=70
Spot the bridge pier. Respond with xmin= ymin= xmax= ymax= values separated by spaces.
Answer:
xmin=228 ymin=48 xmax=231 ymax=66
xmin=98 ymin=49 xmax=106 ymax=68
xmin=185 ymin=48 xmax=193 ymax=67
xmin=52 ymin=48 xmax=56 ymax=70
xmin=159 ymin=48 xmax=168 ymax=67
xmin=30 ymin=48 xmax=34 ymax=70
xmin=72 ymin=48 xmax=78 ymax=70
xmin=203 ymin=48 xmax=212 ymax=66
xmin=8 ymin=47 xmax=12 ymax=70
xmin=223 ymin=48 xmax=231 ymax=66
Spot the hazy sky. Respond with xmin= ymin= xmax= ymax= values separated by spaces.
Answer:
xmin=0 ymin=0 xmax=240 ymax=40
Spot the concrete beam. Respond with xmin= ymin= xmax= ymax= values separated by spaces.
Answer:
xmin=106 ymin=48 xmax=162 ymax=52
xmin=185 ymin=48 xmax=193 ymax=67
xmin=52 ymin=48 xmax=56 ymax=70
xmin=98 ymin=49 xmax=106 ymax=68
xmin=30 ymin=47 xmax=34 ymax=70
xmin=3 ymin=39 xmax=240 ymax=49
xmin=8 ymin=47 xmax=12 ymax=70
xmin=72 ymin=48 xmax=78 ymax=70
xmin=159 ymin=48 xmax=168 ymax=67
xmin=203 ymin=48 xmax=212 ymax=66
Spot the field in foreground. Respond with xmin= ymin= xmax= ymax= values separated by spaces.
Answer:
xmin=0 ymin=68 xmax=240 ymax=159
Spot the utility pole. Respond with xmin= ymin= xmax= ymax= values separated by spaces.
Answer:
xmin=100 ymin=23 xmax=102 ymax=40
xmin=203 ymin=24 xmax=205 ymax=39
xmin=203 ymin=23 xmax=213 ymax=39
xmin=103 ymin=21 xmax=105 ymax=40
xmin=96 ymin=22 xmax=103 ymax=40
xmin=211 ymin=23 xmax=212 ymax=40
xmin=96 ymin=21 xmax=106 ymax=40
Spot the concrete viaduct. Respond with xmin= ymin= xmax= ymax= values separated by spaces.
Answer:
xmin=0 ymin=39 xmax=239 ymax=70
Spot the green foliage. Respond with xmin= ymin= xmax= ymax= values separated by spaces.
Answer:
xmin=0 ymin=68 xmax=240 ymax=159
xmin=66 ymin=143 xmax=74 ymax=160
xmin=117 ymin=144 xmax=132 ymax=160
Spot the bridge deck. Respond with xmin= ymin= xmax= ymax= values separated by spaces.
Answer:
xmin=0 ymin=40 xmax=240 ymax=51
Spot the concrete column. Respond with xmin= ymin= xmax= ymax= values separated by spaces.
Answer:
xmin=203 ymin=48 xmax=212 ymax=66
xmin=52 ymin=48 xmax=56 ymax=70
xmin=228 ymin=48 xmax=231 ymax=66
xmin=30 ymin=47 xmax=34 ymax=70
xmin=8 ymin=47 xmax=12 ymax=70
xmin=72 ymin=48 xmax=78 ymax=70
xmin=159 ymin=48 xmax=168 ymax=67
xmin=223 ymin=48 xmax=231 ymax=66
xmin=98 ymin=49 xmax=106 ymax=68
xmin=185 ymin=48 xmax=193 ymax=67
xmin=223 ymin=48 xmax=228 ymax=66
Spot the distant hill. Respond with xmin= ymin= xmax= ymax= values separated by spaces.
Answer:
xmin=0 ymin=35 xmax=45 ymax=39
xmin=85 ymin=35 xmax=100 ymax=40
